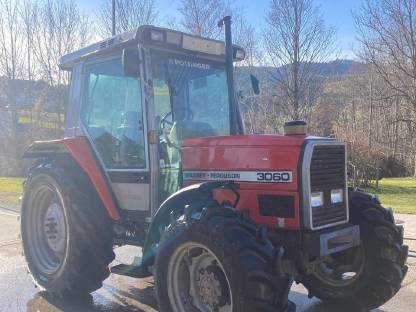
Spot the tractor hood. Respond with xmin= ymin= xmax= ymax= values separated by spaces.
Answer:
xmin=181 ymin=134 xmax=316 ymax=191
xmin=182 ymin=134 xmax=308 ymax=147
xmin=181 ymin=134 xmax=345 ymax=230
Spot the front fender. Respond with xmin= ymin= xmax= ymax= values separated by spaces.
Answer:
xmin=142 ymin=181 xmax=235 ymax=267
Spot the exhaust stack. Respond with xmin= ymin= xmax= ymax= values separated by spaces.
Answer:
xmin=218 ymin=16 xmax=243 ymax=135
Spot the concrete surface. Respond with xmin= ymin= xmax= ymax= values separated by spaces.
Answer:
xmin=1 ymin=207 xmax=415 ymax=312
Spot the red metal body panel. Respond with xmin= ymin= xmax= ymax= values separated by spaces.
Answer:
xmin=62 ymin=137 xmax=121 ymax=220
xmin=182 ymin=134 xmax=306 ymax=147
xmin=182 ymin=134 xmax=306 ymax=230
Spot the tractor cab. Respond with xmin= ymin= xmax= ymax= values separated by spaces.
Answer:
xmin=60 ymin=25 xmax=245 ymax=217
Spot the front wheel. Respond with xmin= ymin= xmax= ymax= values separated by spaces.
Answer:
xmin=154 ymin=205 xmax=294 ymax=312
xmin=302 ymin=189 xmax=408 ymax=311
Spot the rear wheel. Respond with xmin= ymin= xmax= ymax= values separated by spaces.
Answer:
xmin=25 ymin=182 xmax=68 ymax=276
xmin=21 ymin=165 xmax=115 ymax=297
xmin=302 ymin=189 xmax=408 ymax=310
xmin=155 ymin=205 xmax=294 ymax=312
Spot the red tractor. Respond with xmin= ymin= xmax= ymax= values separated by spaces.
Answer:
xmin=21 ymin=17 xmax=408 ymax=311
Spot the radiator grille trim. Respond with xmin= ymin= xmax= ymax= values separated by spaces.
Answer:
xmin=302 ymin=141 xmax=349 ymax=230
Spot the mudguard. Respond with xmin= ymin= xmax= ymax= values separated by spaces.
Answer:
xmin=23 ymin=137 xmax=120 ymax=220
xmin=142 ymin=181 xmax=236 ymax=267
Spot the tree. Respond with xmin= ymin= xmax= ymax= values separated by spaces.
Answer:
xmin=0 ymin=0 xmax=24 ymax=79
xmin=20 ymin=0 xmax=38 ymax=80
xmin=264 ymin=0 xmax=336 ymax=120
xmin=97 ymin=0 xmax=158 ymax=37
xmin=0 ymin=0 xmax=25 ymax=175
xmin=233 ymin=14 xmax=266 ymax=134
xmin=355 ymin=0 xmax=416 ymax=175
xmin=33 ymin=0 xmax=91 ymax=132
xmin=178 ymin=0 xmax=232 ymax=39
xmin=33 ymin=0 xmax=90 ymax=86
xmin=232 ymin=13 xmax=262 ymax=67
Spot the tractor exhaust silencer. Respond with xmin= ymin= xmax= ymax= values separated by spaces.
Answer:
xmin=284 ymin=120 xmax=307 ymax=135
xmin=218 ymin=16 xmax=244 ymax=135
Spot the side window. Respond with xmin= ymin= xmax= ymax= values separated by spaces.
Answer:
xmin=81 ymin=58 xmax=146 ymax=169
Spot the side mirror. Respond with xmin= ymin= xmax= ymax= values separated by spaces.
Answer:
xmin=250 ymin=74 xmax=260 ymax=95
xmin=122 ymin=48 xmax=140 ymax=77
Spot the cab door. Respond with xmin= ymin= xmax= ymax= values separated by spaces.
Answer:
xmin=80 ymin=55 xmax=150 ymax=214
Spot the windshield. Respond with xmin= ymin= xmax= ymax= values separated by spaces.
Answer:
xmin=151 ymin=53 xmax=230 ymax=139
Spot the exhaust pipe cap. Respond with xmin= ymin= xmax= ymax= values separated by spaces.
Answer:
xmin=284 ymin=120 xmax=307 ymax=135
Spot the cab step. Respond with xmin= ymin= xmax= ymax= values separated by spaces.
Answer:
xmin=110 ymin=263 xmax=149 ymax=278
xmin=110 ymin=256 xmax=150 ymax=278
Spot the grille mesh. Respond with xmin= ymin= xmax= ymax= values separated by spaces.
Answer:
xmin=310 ymin=145 xmax=348 ymax=228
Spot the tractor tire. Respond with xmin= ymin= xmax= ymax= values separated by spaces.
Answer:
xmin=154 ymin=204 xmax=295 ymax=312
xmin=302 ymin=188 xmax=408 ymax=311
xmin=21 ymin=163 xmax=115 ymax=297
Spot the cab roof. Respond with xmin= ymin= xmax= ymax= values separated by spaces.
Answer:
xmin=59 ymin=25 xmax=245 ymax=71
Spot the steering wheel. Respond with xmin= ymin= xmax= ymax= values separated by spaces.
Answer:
xmin=160 ymin=107 xmax=194 ymax=130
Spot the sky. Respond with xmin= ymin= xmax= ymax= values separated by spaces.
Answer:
xmin=78 ymin=0 xmax=363 ymax=59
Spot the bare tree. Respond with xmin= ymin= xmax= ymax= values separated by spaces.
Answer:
xmin=0 ymin=0 xmax=26 ymax=174
xmin=0 ymin=0 xmax=24 ymax=79
xmin=20 ymin=0 xmax=38 ymax=80
xmin=177 ymin=0 xmax=233 ymax=39
xmin=33 ymin=0 xmax=91 ymax=132
xmin=176 ymin=1 xmax=260 ymax=63
xmin=355 ymin=0 xmax=416 ymax=175
xmin=264 ymin=0 xmax=336 ymax=119
xmin=233 ymin=13 xmax=267 ymax=133
xmin=34 ymin=0 xmax=91 ymax=86
xmin=356 ymin=0 xmax=416 ymax=109
xmin=232 ymin=12 xmax=262 ymax=67
xmin=97 ymin=0 xmax=158 ymax=37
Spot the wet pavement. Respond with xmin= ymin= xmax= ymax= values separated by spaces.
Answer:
xmin=1 ymin=207 xmax=415 ymax=312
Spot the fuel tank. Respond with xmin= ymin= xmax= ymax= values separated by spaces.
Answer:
xmin=181 ymin=135 xmax=307 ymax=230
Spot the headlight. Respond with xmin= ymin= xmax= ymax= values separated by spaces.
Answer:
xmin=150 ymin=30 xmax=164 ymax=42
xmin=331 ymin=189 xmax=343 ymax=204
xmin=311 ymin=191 xmax=323 ymax=207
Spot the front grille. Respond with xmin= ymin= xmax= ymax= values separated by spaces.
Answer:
xmin=310 ymin=145 xmax=347 ymax=228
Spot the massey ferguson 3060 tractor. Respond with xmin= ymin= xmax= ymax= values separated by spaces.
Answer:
xmin=21 ymin=17 xmax=408 ymax=312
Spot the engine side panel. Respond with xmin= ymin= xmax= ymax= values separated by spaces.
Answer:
xmin=182 ymin=135 xmax=304 ymax=230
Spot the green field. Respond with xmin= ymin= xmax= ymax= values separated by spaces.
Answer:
xmin=0 ymin=176 xmax=415 ymax=214
xmin=363 ymin=178 xmax=416 ymax=214
xmin=0 ymin=177 xmax=24 ymax=207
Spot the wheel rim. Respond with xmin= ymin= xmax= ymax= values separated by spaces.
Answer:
xmin=26 ymin=184 xmax=67 ymax=275
xmin=313 ymin=243 xmax=366 ymax=287
xmin=167 ymin=242 xmax=233 ymax=312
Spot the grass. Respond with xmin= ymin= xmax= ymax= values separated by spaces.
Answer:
xmin=0 ymin=176 xmax=414 ymax=214
xmin=0 ymin=177 xmax=24 ymax=207
xmin=363 ymin=178 xmax=416 ymax=214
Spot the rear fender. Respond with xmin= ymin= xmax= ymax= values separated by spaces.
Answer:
xmin=23 ymin=137 xmax=120 ymax=220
